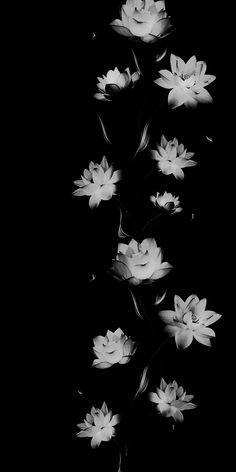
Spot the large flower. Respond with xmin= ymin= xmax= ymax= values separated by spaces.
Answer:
xmin=109 ymin=237 xmax=172 ymax=285
xmin=149 ymin=378 xmax=197 ymax=422
xmin=154 ymin=54 xmax=216 ymax=108
xmin=110 ymin=0 xmax=172 ymax=43
xmin=159 ymin=294 xmax=222 ymax=349
xmin=94 ymin=67 xmax=140 ymax=101
xmin=77 ymin=402 xmax=120 ymax=448
xmin=73 ymin=156 xmax=121 ymax=209
xmin=92 ymin=328 xmax=137 ymax=369
xmin=150 ymin=135 xmax=197 ymax=179
xmin=150 ymin=191 xmax=182 ymax=213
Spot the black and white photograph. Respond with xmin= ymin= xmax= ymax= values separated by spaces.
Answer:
xmin=57 ymin=1 xmax=231 ymax=469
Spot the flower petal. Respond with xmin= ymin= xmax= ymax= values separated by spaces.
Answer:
xmin=175 ymin=330 xmax=193 ymax=349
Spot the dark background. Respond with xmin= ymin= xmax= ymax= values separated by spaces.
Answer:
xmin=50 ymin=1 xmax=231 ymax=470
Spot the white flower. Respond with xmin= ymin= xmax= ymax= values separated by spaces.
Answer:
xmin=159 ymin=294 xmax=222 ymax=349
xmin=94 ymin=66 xmax=140 ymax=101
xmin=149 ymin=378 xmax=197 ymax=422
xmin=109 ymin=237 xmax=172 ymax=285
xmin=73 ymin=156 xmax=121 ymax=209
xmin=110 ymin=0 xmax=172 ymax=43
xmin=150 ymin=191 xmax=182 ymax=213
xmin=151 ymin=135 xmax=197 ymax=179
xmin=77 ymin=402 xmax=120 ymax=448
xmin=92 ymin=328 xmax=137 ymax=368
xmin=154 ymin=53 xmax=216 ymax=108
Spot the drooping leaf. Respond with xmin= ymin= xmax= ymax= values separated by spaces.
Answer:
xmin=155 ymin=48 xmax=167 ymax=62
xmin=130 ymin=48 xmax=142 ymax=75
xmin=154 ymin=290 xmax=167 ymax=306
xmin=117 ymin=206 xmax=131 ymax=239
xmin=129 ymin=290 xmax=144 ymax=319
xmin=96 ymin=114 xmax=112 ymax=144
xmin=133 ymin=365 xmax=149 ymax=399
xmin=133 ymin=121 xmax=150 ymax=158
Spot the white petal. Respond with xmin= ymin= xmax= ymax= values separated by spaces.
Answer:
xmin=175 ymin=330 xmax=193 ymax=349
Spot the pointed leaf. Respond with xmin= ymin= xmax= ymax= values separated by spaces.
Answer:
xmin=154 ymin=290 xmax=167 ymax=306
xmin=96 ymin=114 xmax=112 ymax=144
xmin=129 ymin=290 xmax=144 ymax=319
xmin=133 ymin=365 xmax=149 ymax=399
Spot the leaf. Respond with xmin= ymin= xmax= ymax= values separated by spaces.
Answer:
xmin=117 ymin=206 xmax=131 ymax=239
xmin=77 ymin=390 xmax=83 ymax=395
xmin=88 ymin=273 xmax=96 ymax=283
xmin=130 ymin=48 xmax=142 ymax=75
xmin=96 ymin=114 xmax=112 ymax=145
xmin=154 ymin=290 xmax=167 ymax=306
xmin=155 ymin=48 xmax=167 ymax=62
xmin=206 ymin=135 xmax=213 ymax=142
xmin=133 ymin=365 xmax=149 ymax=399
xmin=133 ymin=121 xmax=150 ymax=158
xmin=129 ymin=290 xmax=144 ymax=319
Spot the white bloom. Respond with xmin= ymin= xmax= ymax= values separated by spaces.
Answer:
xmin=94 ymin=66 xmax=140 ymax=101
xmin=159 ymin=294 xmax=222 ymax=349
xmin=77 ymin=402 xmax=120 ymax=448
xmin=92 ymin=328 xmax=137 ymax=368
xmin=151 ymin=135 xmax=197 ymax=179
xmin=109 ymin=237 xmax=172 ymax=285
xmin=149 ymin=378 xmax=197 ymax=422
xmin=154 ymin=54 xmax=216 ymax=108
xmin=150 ymin=191 xmax=182 ymax=213
xmin=110 ymin=0 xmax=172 ymax=43
xmin=73 ymin=156 xmax=121 ymax=209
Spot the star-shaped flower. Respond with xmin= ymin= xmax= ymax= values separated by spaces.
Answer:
xmin=73 ymin=156 xmax=121 ymax=209
xmin=158 ymin=294 xmax=222 ymax=349
xmin=154 ymin=54 xmax=216 ymax=108
xmin=151 ymin=135 xmax=196 ymax=179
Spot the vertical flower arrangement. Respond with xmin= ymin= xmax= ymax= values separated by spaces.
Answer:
xmin=70 ymin=1 xmax=224 ymax=470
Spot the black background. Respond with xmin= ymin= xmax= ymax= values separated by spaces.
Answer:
xmin=49 ymin=1 xmax=232 ymax=470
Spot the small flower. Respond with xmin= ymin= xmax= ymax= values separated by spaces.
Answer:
xmin=110 ymin=0 xmax=173 ymax=43
xmin=150 ymin=191 xmax=182 ymax=213
xmin=159 ymin=294 xmax=222 ymax=349
xmin=151 ymin=135 xmax=197 ymax=179
xmin=109 ymin=237 xmax=172 ymax=285
xmin=73 ymin=156 xmax=121 ymax=209
xmin=149 ymin=378 xmax=197 ymax=422
xmin=154 ymin=53 xmax=216 ymax=108
xmin=77 ymin=402 xmax=120 ymax=448
xmin=92 ymin=328 xmax=137 ymax=369
xmin=94 ymin=66 xmax=140 ymax=101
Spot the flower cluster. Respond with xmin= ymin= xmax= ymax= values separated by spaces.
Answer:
xmin=73 ymin=1 xmax=221 ymax=467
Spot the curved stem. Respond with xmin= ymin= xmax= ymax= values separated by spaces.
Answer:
xmin=139 ymin=211 xmax=163 ymax=239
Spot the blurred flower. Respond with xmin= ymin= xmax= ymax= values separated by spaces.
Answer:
xmin=73 ymin=156 xmax=121 ymax=209
xmin=109 ymin=237 xmax=172 ymax=285
xmin=150 ymin=191 xmax=182 ymax=213
xmin=94 ymin=67 xmax=140 ymax=101
xmin=159 ymin=294 xmax=222 ymax=349
xmin=149 ymin=378 xmax=197 ymax=422
xmin=154 ymin=54 xmax=216 ymax=108
xmin=92 ymin=328 xmax=137 ymax=368
xmin=77 ymin=402 xmax=120 ymax=448
xmin=151 ymin=135 xmax=196 ymax=179
xmin=110 ymin=0 xmax=172 ymax=43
